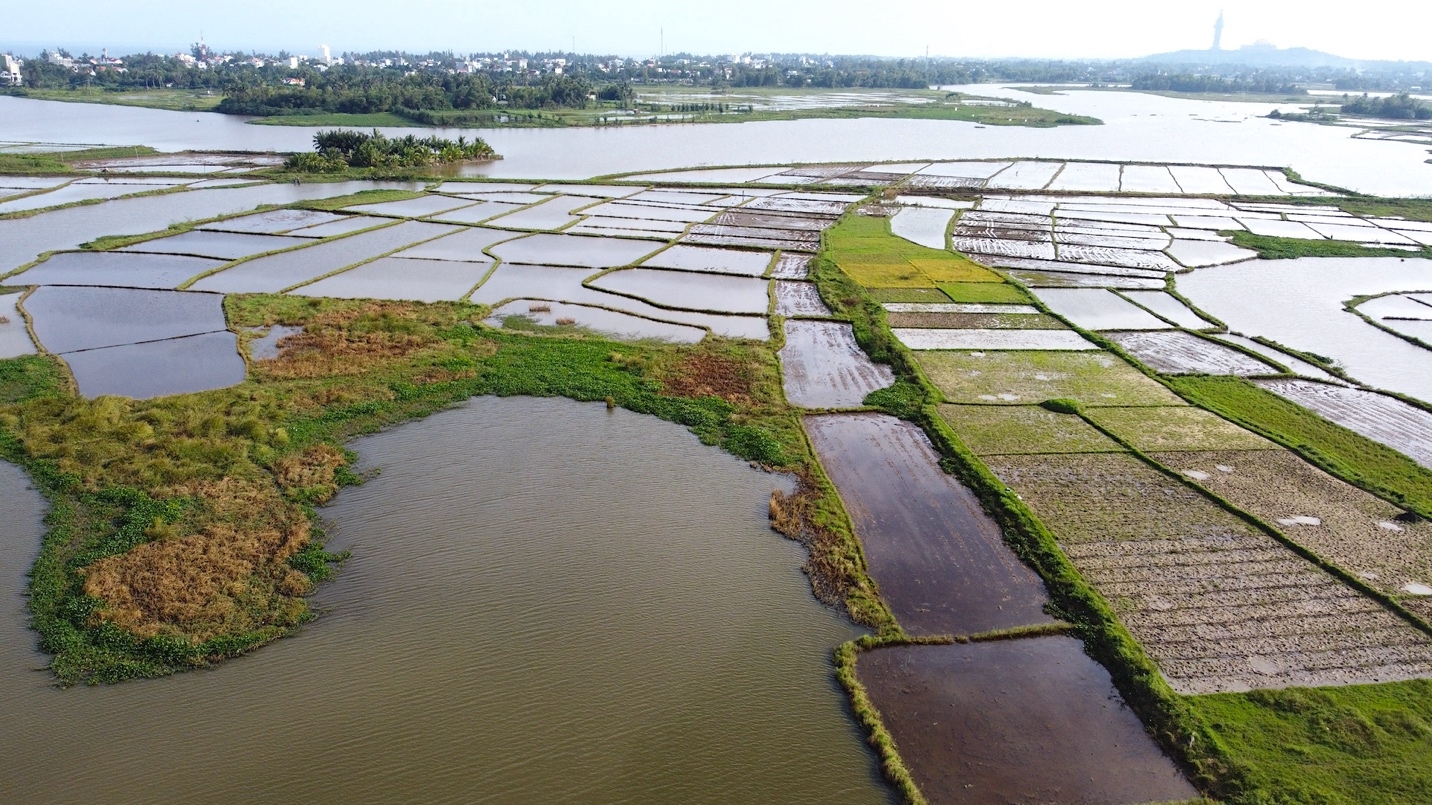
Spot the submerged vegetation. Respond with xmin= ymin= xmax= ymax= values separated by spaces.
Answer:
xmin=283 ymin=129 xmax=497 ymax=173
xmin=0 ymin=145 xmax=157 ymax=176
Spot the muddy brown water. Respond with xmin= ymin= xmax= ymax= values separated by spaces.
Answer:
xmin=857 ymin=639 xmax=1197 ymax=805
xmin=0 ymin=399 xmax=890 ymax=804
xmin=804 ymin=413 xmax=1053 ymax=636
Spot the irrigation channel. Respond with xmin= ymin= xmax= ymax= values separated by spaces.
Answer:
xmin=0 ymin=400 xmax=890 ymax=804
xmin=785 ymin=331 xmax=1198 ymax=803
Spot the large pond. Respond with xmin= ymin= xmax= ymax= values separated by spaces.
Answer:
xmin=2 ymin=92 xmax=1430 ymax=194
xmin=0 ymin=397 xmax=887 ymax=804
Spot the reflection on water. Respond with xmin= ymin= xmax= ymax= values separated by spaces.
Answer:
xmin=0 ymin=398 xmax=886 ymax=804
xmin=1 ymin=93 xmax=1429 ymax=194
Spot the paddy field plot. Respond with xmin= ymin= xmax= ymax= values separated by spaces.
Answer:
xmin=1119 ymin=165 xmax=1183 ymax=194
xmin=347 ymin=195 xmax=477 ymax=219
xmin=804 ymin=413 xmax=1053 ymax=635
xmin=889 ymin=207 xmax=955 ymax=250
xmin=986 ymin=161 xmax=1063 ymax=191
xmin=938 ymin=404 xmax=1122 ymax=456
xmin=485 ymin=300 xmax=705 ymax=343
xmin=893 ymin=329 xmax=1094 ymax=351
xmin=16 ymin=252 xmax=222 ymax=289
xmin=986 ymin=452 xmax=1432 ymax=693
xmin=1212 ymin=333 xmax=1342 ymax=382
xmin=284 ymin=215 xmax=387 ymax=238
xmin=778 ymin=321 xmax=893 ymax=408
xmin=63 ymin=330 xmax=245 ymax=399
xmin=1046 ymin=161 xmax=1123 ymax=193
xmin=117 ymin=230 xmax=309 ymax=261
xmin=1121 ymin=291 xmax=1213 ymax=329
xmin=589 ymin=268 xmax=770 ymax=315
xmin=191 ymin=221 xmax=461 ymax=294
xmin=488 ymin=233 xmax=659 ymax=269
xmin=1083 ymin=406 xmax=1277 ymax=453
xmin=393 ymin=226 xmax=518 ymax=261
xmin=1107 ymin=330 xmax=1282 ymax=376
xmin=917 ymin=350 xmax=1186 ymax=406
xmin=770 ymin=254 xmax=812 ymax=279
xmin=642 ymin=245 xmax=772 ymax=276
xmin=1168 ymin=165 xmax=1235 ymax=195
xmin=1256 ymin=380 xmax=1432 ymax=469
xmin=856 ymin=639 xmax=1197 ymax=805
xmin=1005 ymin=269 xmax=1169 ymax=290
xmin=1165 ymin=240 xmax=1259 ymax=268
xmin=24 ymin=286 xmax=229 ymax=353
xmin=290 ymin=257 xmax=490 ymax=303
xmin=1154 ymin=449 xmax=1432 ymax=599
xmin=773 ymin=281 xmax=831 ymax=317
xmin=0 ymin=182 xmax=177 ymax=214
xmin=0 ymin=292 xmax=35 ymax=358
xmin=1032 ymin=288 xmax=1171 ymax=331
xmin=199 ymin=208 xmax=345 ymax=235
xmin=884 ymin=310 xmax=1064 ymax=330
xmin=483 ymin=195 xmax=595 ymax=230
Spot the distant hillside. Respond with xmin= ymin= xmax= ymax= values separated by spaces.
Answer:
xmin=1139 ymin=44 xmax=1432 ymax=72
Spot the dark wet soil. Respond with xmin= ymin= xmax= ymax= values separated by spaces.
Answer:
xmin=857 ymin=639 xmax=1197 ymax=805
xmin=804 ymin=413 xmax=1053 ymax=635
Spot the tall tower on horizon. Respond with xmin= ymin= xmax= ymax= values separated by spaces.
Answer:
xmin=1212 ymin=11 xmax=1225 ymax=51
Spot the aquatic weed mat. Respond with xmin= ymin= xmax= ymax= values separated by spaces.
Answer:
xmin=1084 ymin=406 xmax=1279 ymax=453
xmin=1151 ymin=449 xmax=1432 ymax=599
xmin=916 ymin=350 xmax=1187 ymax=407
xmin=983 ymin=452 xmax=1432 ymax=693
xmin=937 ymin=404 xmax=1124 ymax=456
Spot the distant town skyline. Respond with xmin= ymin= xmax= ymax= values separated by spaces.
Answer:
xmin=4 ymin=0 xmax=1430 ymax=63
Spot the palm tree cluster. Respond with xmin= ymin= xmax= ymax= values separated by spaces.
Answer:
xmin=284 ymin=129 xmax=497 ymax=172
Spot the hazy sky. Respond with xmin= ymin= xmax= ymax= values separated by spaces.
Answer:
xmin=6 ymin=1 xmax=1431 ymax=62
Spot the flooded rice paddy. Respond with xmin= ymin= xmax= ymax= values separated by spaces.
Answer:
xmin=804 ymin=413 xmax=1053 ymax=636
xmin=17 ymin=251 xmax=223 ymax=289
xmin=0 ymin=400 xmax=890 ymax=804
xmin=857 ymin=638 xmax=1197 ymax=805
xmin=779 ymin=321 xmax=893 ymax=409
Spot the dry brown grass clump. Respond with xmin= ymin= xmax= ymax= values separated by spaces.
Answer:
xmin=82 ymin=476 xmax=314 ymax=641
xmin=770 ymin=471 xmax=867 ymax=611
xmin=272 ymin=443 xmax=348 ymax=503
xmin=659 ymin=351 xmax=756 ymax=405
xmin=256 ymin=302 xmax=441 ymax=379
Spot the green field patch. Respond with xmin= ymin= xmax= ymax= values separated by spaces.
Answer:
xmin=826 ymin=214 xmax=1000 ymax=288
xmin=1229 ymin=231 xmax=1432 ymax=261
xmin=984 ymin=452 xmax=1249 ymax=543
xmin=1168 ymin=376 xmax=1432 ymax=517
xmin=1086 ymin=406 xmax=1277 ymax=453
xmin=938 ymin=404 xmax=1123 ymax=456
xmin=917 ymin=350 xmax=1186 ymax=407
xmin=867 ymin=287 xmax=950 ymax=304
xmin=938 ymin=282 xmax=1032 ymax=304
xmin=1191 ymin=680 xmax=1432 ymax=805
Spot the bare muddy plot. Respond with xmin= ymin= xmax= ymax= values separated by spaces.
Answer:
xmin=953 ymin=237 xmax=1057 ymax=261
xmin=489 ymin=233 xmax=658 ymax=269
xmin=290 ymin=257 xmax=490 ymax=303
xmin=1084 ymin=406 xmax=1277 ymax=452
xmin=1053 ymin=231 xmax=1171 ymax=252
xmin=1214 ymin=333 xmax=1343 ymax=382
xmin=774 ymin=281 xmax=832 ymax=317
xmin=986 ymin=452 xmax=1432 ymax=693
xmin=893 ymin=329 xmax=1094 ymax=351
xmin=484 ymin=195 xmax=595 ymax=230
xmin=1122 ymin=290 xmax=1213 ymax=329
xmin=1256 ymin=380 xmax=1432 ymax=469
xmin=347 ymin=195 xmax=477 ymax=219
xmin=939 ymin=404 xmax=1123 ymax=456
xmin=15 ymin=251 xmax=222 ymax=289
xmin=568 ymin=217 xmax=689 ymax=237
xmin=1004 ymin=269 xmax=1169 ymax=290
xmin=984 ymin=257 xmax=1166 ymax=282
xmin=590 ymin=268 xmax=771 ymax=314
xmin=779 ymin=321 xmax=893 ymax=408
xmin=917 ymin=350 xmax=1186 ymax=406
xmin=199 ymin=208 xmax=343 ymax=234
xmin=856 ymin=639 xmax=1197 ymax=805
xmin=1106 ymin=330 xmax=1281 ymax=376
xmin=486 ymin=300 xmax=705 ymax=343
xmin=64 ymin=330 xmax=246 ymax=399
xmin=191 ymin=221 xmax=461 ymax=294
xmin=643 ymin=245 xmax=772 ymax=277
xmin=713 ymin=210 xmax=832 ymax=232
xmin=24 ymin=286 xmax=228 ymax=353
xmin=118 ymin=230 xmax=309 ymax=260
xmin=1033 ymin=288 xmax=1171 ymax=331
xmin=1155 ymin=449 xmax=1432 ymax=598
xmin=889 ymin=207 xmax=954 ymax=250
xmin=0 ymin=292 xmax=35 ymax=358
xmin=804 ymin=413 xmax=1053 ymax=635
xmin=1055 ymin=245 xmax=1182 ymax=272
xmin=394 ymin=226 xmax=517 ymax=262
